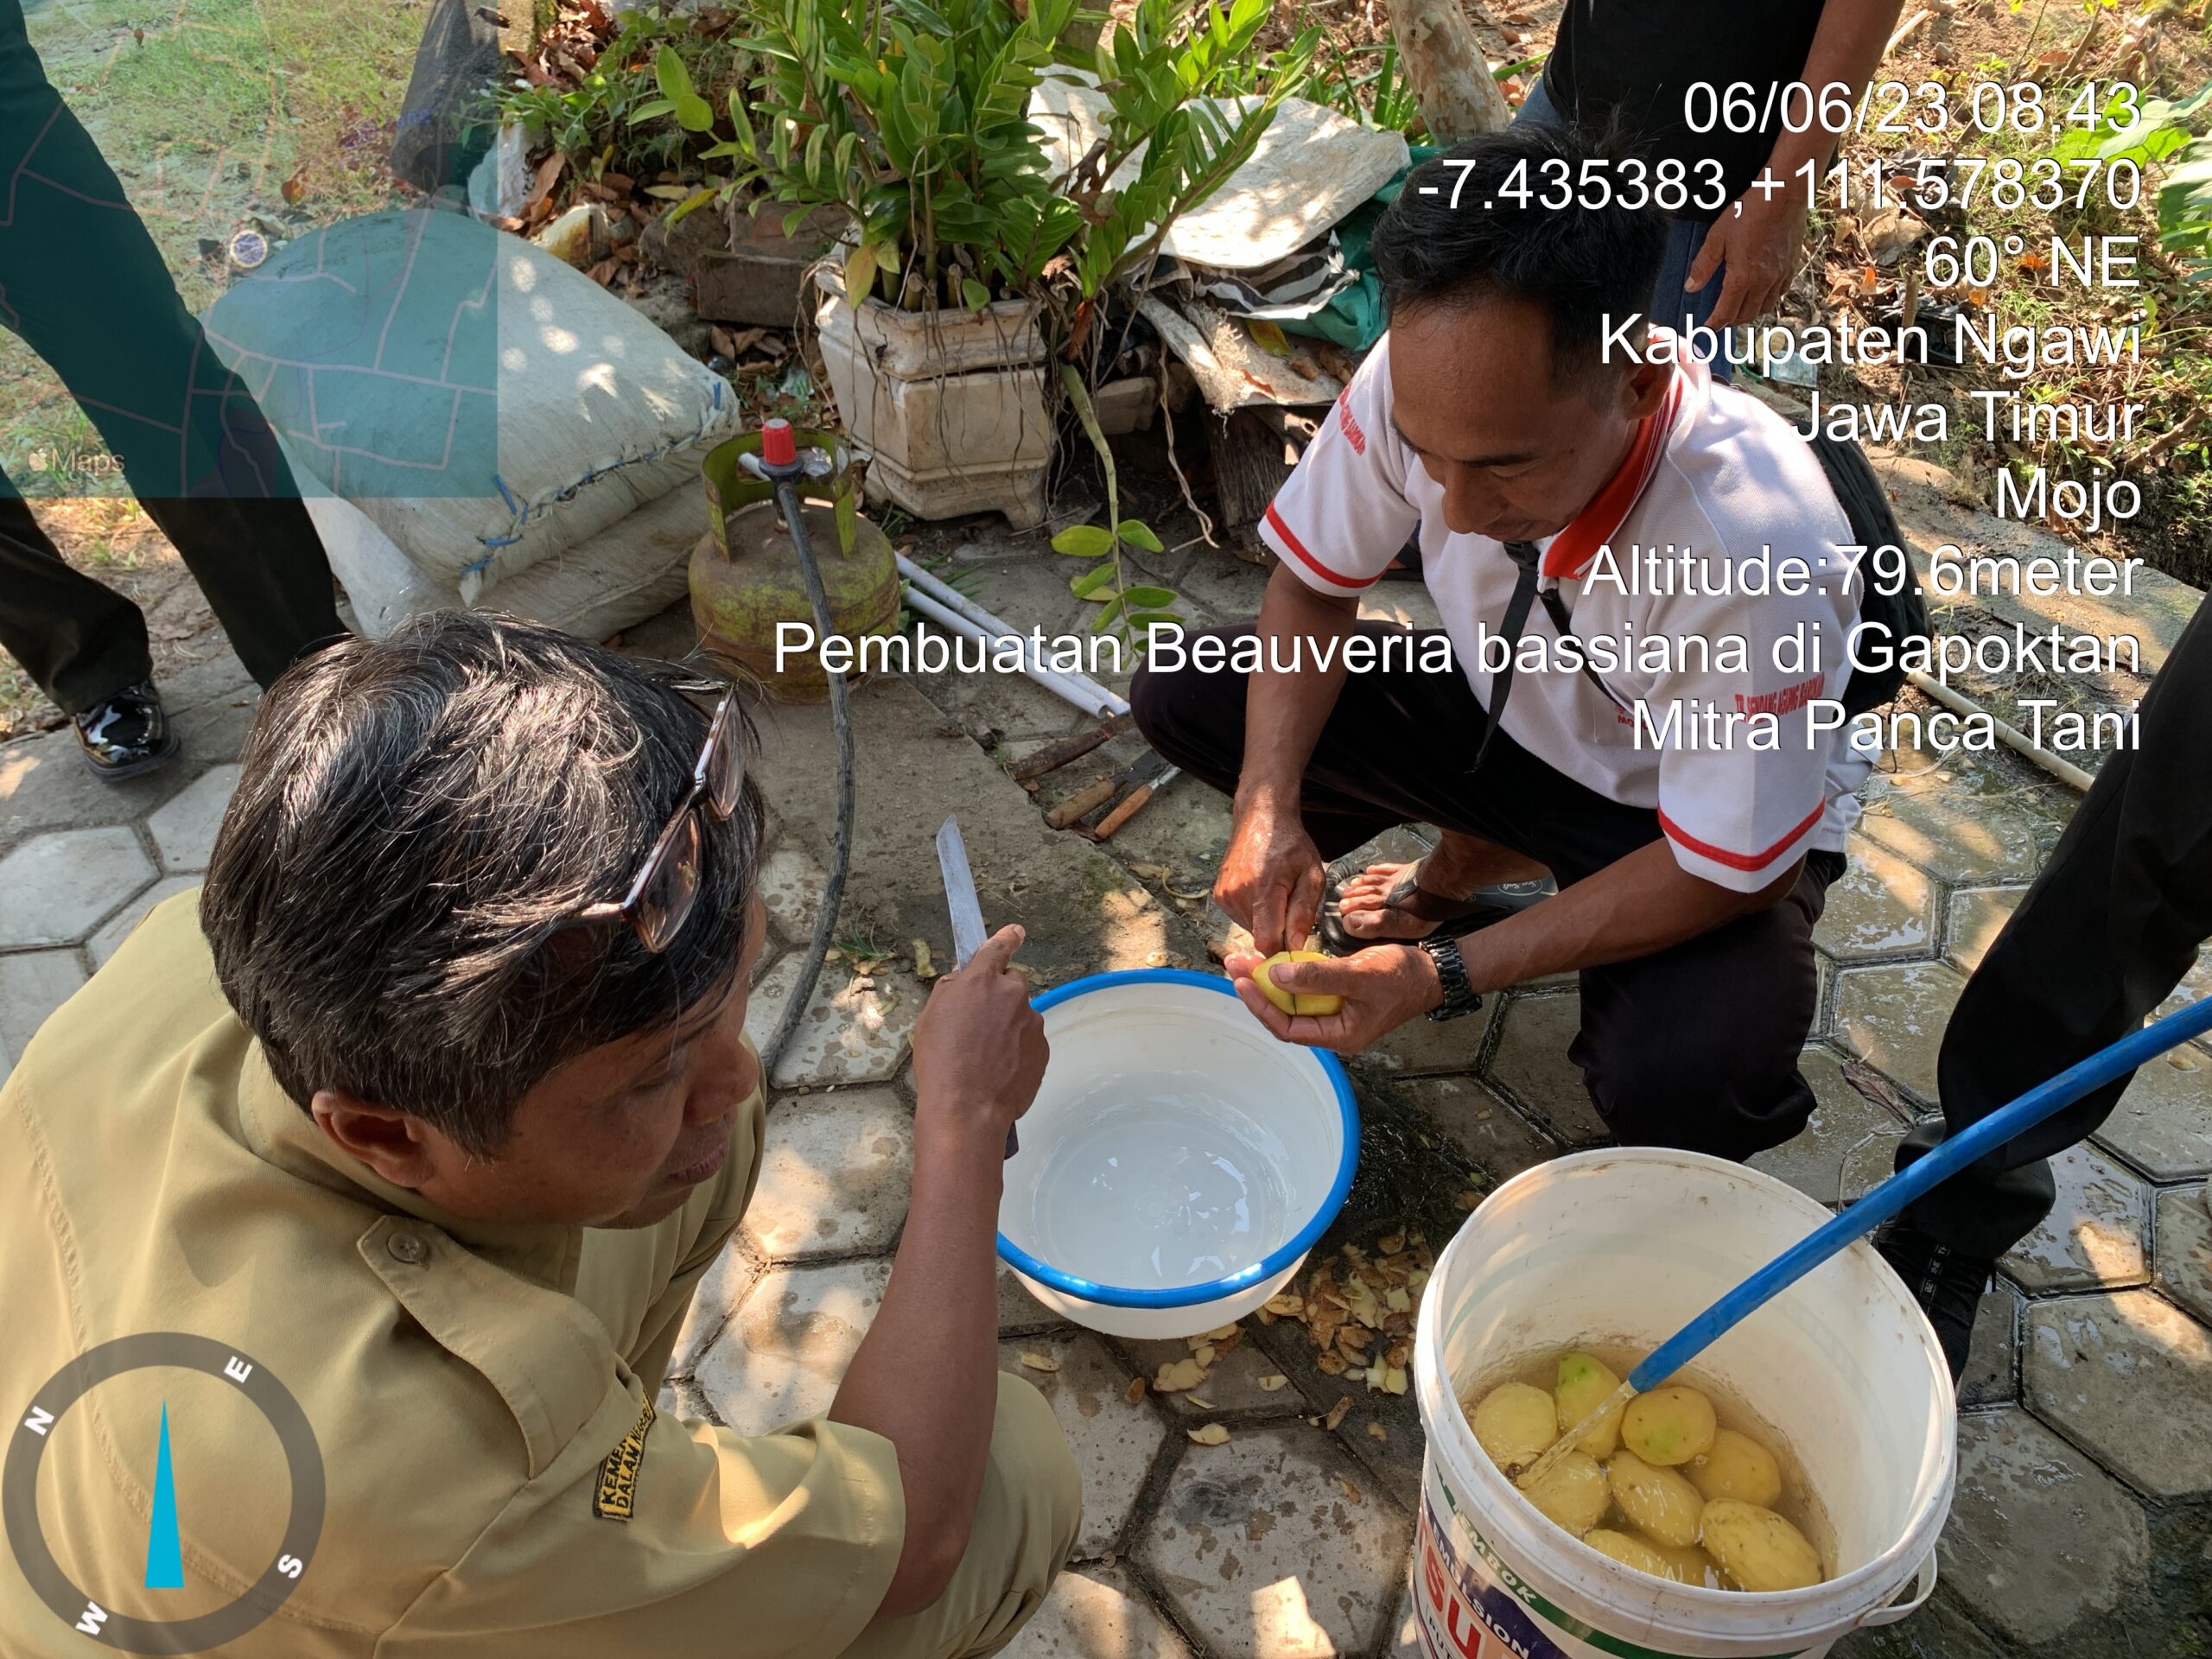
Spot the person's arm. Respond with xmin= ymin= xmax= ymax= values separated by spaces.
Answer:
xmin=1226 ymin=843 xmax=1802 ymax=1049
xmin=1214 ymin=563 xmax=1362 ymax=955
xmin=1688 ymin=0 xmax=1908 ymax=327
xmin=830 ymin=923 xmax=1046 ymax=1618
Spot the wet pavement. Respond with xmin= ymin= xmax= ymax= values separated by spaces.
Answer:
xmin=3 ymin=490 xmax=2207 ymax=1658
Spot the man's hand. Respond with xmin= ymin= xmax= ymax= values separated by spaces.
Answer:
xmin=1217 ymin=796 xmax=1327 ymax=957
xmin=1223 ymin=944 xmax=1440 ymax=1055
xmin=1685 ymin=191 xmax=1808 ymax=330
xmin=911 ymin=923 xmax=1047 ymax=1150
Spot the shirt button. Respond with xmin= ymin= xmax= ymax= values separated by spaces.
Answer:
xmin=387 ymin=1231 xmax=429 ymax=1265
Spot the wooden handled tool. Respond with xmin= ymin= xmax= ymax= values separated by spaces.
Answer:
xmin=1012 ymin=714 xmax=1133 ymax=783
xmin=1093 ymin=765 xmax=1180 ymax=840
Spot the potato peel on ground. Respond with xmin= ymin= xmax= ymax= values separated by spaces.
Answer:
xmin=1187 ymin=1423 xmax=1230 ymax=1446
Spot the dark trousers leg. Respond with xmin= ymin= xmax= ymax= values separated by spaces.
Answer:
xmin=0 ymin=493 xmax=156 ymax=714
xmin=0 ymin=20 xmax=343 ymax=705
xmin=1133 ymin=625 xmax=1839 ymax=1158
xmin=1899 ymin=601 xmax=2212 ymax=1258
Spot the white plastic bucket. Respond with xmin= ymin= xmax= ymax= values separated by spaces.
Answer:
xmin=1410 ymin=1147 xmax=1954 ymax=1659
xmin=996 ymin=969 xmax=1358 ymax=1339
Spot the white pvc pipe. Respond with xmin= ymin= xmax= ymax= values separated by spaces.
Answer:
xmin=1904 ymin=669 xmax=2095 ymax=791
xmin=900 ymin=585 xmax=1125 ymax=721
xmin=897 ymin=554 xmax=1130 ymax=715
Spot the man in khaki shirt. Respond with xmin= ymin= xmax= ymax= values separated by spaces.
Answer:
xmin=0 ymin=613 xmax=1078 ymax=1656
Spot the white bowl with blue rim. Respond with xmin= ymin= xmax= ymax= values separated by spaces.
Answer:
xmin=997 ymin=969 xmax=1360 ymax=1339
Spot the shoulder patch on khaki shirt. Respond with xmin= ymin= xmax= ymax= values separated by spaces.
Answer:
xmin=592 ymin=1396 xmax=656 ymax=1521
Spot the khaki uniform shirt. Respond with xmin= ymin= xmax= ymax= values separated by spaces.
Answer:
xmin=0 ymin=893 xmax=906 ymax=1656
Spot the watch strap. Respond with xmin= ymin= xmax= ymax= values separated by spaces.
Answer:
xmin=1421 ymin=935 xmax=1483 ymax=1022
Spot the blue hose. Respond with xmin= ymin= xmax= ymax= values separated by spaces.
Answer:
xmin=1627 ymin=994 xmax=2212 ymax=1392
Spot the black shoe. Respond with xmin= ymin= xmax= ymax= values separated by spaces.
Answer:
xmin=73 ymin=681 xmax=180 ymax=779
xmin=1873 ymin=1219 xmax=1992 ymax=1384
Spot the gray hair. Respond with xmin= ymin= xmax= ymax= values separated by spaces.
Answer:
xmin=201 ymin=612 xmax=765 ymax=1155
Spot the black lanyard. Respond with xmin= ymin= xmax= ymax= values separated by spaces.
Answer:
xmin=1469 ymin=541 xmax=1624 ymax=776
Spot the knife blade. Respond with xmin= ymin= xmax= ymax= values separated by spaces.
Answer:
xmin=936 ymin=816 xmax=988 ymax=969
xmin=936 ymin=817 xmax=1018 ymax=1159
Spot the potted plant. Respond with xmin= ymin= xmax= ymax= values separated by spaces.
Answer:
xmin=664 ymin=0 xmax=1310 ymax=543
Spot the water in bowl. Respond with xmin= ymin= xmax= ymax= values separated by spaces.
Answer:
xmin=1023 ymin=1088 xmax=1293 ymax=1290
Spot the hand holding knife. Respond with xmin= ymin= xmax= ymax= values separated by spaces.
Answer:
xmin=935 ymin=816 xmax=1021 ymax=1159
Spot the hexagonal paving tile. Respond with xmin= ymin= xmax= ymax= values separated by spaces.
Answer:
xmin=1139 ymin=1423 xmax=1412 ymax=1658
xmin=1749 ymin=1049 xmax=1909 ymax=1207
xmin=1001 ymin=1566 xmax=1192 ymax=1659
xmin=1936 ymin=1404 xmax=2151 ymax=1645
xmin=1351 ymin=993 xmax=1501 ymax=1080
xmin=145 ymin=764 xmax=241 ymax=873
xmin=0 ymin=949 xmax=88 ymax=1071
xmin=87 ymin=875 xmax=200 ymax=969
xmin=2090 ymin=1047 xmax=2212 ymax=1182
xmin=0 ymin=827 xmax=154 ymax=947
xmin=1997 ymin=1141 xmax=2149 ymax=1294
xmin=1854 ymin=759 xmax=2063 ymax=884
xmin=1811 ymin=838 xmax=1936 ymax=963
xmin=693 ymin=1256 xmax=892 ymax=1434
xmin=1942 ymin=887 xmax=2023 ymax=976
xmin=1124 ymin=1329 xmax=1300 ymax=1418
xmin=2152 ymin=1184 xmax=2212 ymax=1328
xmin=1396 ymin=1075 xmax=1562 ymax=1186
xmin=742 ymin=952 xmax=918 ymax=1088
xmin=669 ymin=1241 xmax=762 ymax=1378
xmin=1482 ymin=993 xmax=1608 ymax=1146
xmin=741 ymin=1087 xmax=913 ymax=1262
xmin=2025 ymin=1289 xmax=2212 ymax=1497
xmin=1000 ymin=1335 xmax=1163 ymax=1559
xmin=1960 ymin=1281 xmax=2023 ymax=1408
xmin=1830 ymin=959 xmax=1965 ymax=1104
xmin=2153 ymin=948 xmax=2212 ymax=1022
xmin=756 ymin=844 xmax=828 ymax=944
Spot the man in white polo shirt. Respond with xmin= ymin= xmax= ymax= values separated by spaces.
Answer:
xmin=1132 ymin=122 xmax=1867 ymax=1160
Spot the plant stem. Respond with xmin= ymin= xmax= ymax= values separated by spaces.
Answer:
xmin=1058 ymin=363 xmax=1130 ymax=642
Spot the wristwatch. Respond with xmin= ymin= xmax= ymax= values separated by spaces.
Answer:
xmin=1420 ymin=935 xmax=1484 ymax=1022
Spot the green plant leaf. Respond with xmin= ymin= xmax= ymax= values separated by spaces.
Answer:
xmin=1127 ymin=609 xmax=1185 ymax=626
xmin=1116 ymin=519 xmax=1163 ymax=552
xmin=676 ymin=91 xmax=715 ymax=132
xmin=846 ymin=240 xmax=880 ymax=302
xmin=1090 ymin=594 xmax=1126 ymax=631
xmin=960 ymin=276 xmax=991 ymax=309
xmin=1122 ymin=585 xmax=1178 ymax=607
xmin=631 ymin=97 xmax=677 ymax=121
xmin=1070 ymin=563 xmax=1120 ymax=598
xmin=1052 ymin=524 xmax=1116 ymax=557
xmin=654 ymin=46 xmax=696 ymax=105
xmin=665 ymin=187 xmax=718 ymax=226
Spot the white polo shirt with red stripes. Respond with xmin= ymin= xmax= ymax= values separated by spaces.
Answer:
xmin=1257 ymin=332 xmax=1868 ymax=893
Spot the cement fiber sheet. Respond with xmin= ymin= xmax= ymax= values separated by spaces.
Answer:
xmin=1030 ymin=86 xmax=1408 ymax=271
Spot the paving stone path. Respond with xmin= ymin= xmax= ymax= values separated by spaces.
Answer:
xmin=4 ymin=500 xmax=2208 ymax=1657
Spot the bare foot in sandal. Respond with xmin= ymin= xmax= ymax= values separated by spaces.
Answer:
xmin=1334 ymin=834 xmax=1552 ymax=943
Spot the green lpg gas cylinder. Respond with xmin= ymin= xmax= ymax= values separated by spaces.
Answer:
xmin=691 ymin=428 xmax=899 ymax=701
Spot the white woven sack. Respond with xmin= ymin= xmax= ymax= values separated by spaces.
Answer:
xmin=205 ymin=207 xmax=740 ymax=602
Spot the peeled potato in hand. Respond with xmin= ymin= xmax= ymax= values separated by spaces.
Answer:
xmin=1471 ymin=1382 xmax=1558 ymax=1472
xmin=1523 ymin=1448 xmax=1610 ymax=1535
xmin=1255 ymin=951 xmax=1341 ymax=1017
xmin=1688 ymin=1427 xmax=1784 ymax=1507
xmin=1607 ymin=1450 xmax=1706 ymax=1548
xmin=1700 ymin=1500 xmax=1822 ymax=1592
xmin=1623 ymin=1386 xmax=1718 ymax=1465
